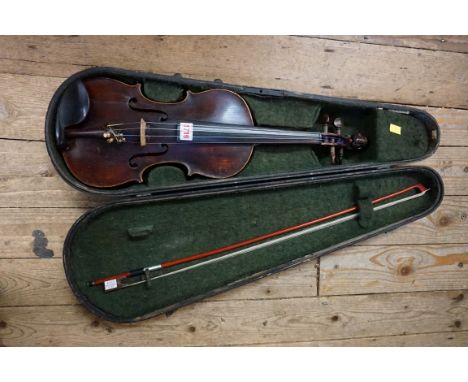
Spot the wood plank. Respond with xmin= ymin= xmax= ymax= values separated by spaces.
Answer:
xmin=4 ymin=134 xmax=468 ymax=181
xmin=0 ymin=176 xmax=101 ymax=208
xmin=320 ymin=244 xmax=468 ymax=296
xmin=0 ymin=139 xmax=56 ymax=177
xmin=314 ymin=35 xmax=468 ymax=54
xmin=0 ymin=57 xmax=84 ymax=78
xmin=424 ymin=107 xmax=468 ymax=147
xmin=1 ymin=71 xmax=467 ymax=143
xmin=0 ymin=137 xmax=466 ymax=209
xmin=0 ymin=139 xmax=104 ymax=208
xmin=0 ymin=258 xmax=72 ymax=306
xmin=0 ymin=36 xmax=466 ymax=348
xmin=0 ymin=289 xmax=466 ymax=346
xmin=1 ymin=210 xmax=465 ymax=305
xmin=363 ymin=196 xmax=467 ymax=246
xmin=258 ymin=330 xmax=468 ymax=346
xmin=0 ymin=139 xmax=102 ymax=208
xmin=0 ymin=258 xmax=317 ymax=307
xmin=4 ymin=244 xmax=467 ymax=307
xmin=0 ymin=36 xmax=467 ymax=109
xmin=0 ymin=74 xmax=62 ymax=141
xmin=3 ymin=234 xmax=466 ymax=307
xmin=1 ymin=197 xmax=466 ymax=244
xmin=8 ymin=35 xmax=459 ymax=78
xmin=0 ymin=208 xmax=84 ymax=259
xmin=416 ymin=147 xmax=468 ymax=196
xmin=0 ymin=194 xmax=466 ymax=262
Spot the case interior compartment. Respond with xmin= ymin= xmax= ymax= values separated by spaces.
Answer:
xmin=64 ymin=167 xmax=442 ymax=322
xmin=45 ymin=68 xmax=440 ymax=196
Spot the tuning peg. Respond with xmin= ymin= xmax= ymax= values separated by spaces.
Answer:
xmin=334 ymin=117 xmax=344 ymax=129
xmin=320 ymin=113 xmax=331 ymax=124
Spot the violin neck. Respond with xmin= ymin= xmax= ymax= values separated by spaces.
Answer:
xmin=67 ymin=121 xmax=346 ymax=146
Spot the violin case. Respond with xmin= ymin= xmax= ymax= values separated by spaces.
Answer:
xmin=45 ymin=67 xmax=444 ymax=323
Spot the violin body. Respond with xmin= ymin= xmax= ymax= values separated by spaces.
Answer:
xmin=62 ymin=78 xmax=255 ymax=187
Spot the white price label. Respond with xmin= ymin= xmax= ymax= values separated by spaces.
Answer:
xmin=104 ymin=279 xmax=118 ymax=291
xmin=179 ymin=122 xmax=194 ymax=141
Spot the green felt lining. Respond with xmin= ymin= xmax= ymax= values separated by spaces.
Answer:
xmin=125 ymin=79 xmax=432 ymax=190
xmin=65 ymin=168 xmax=440 ymax=321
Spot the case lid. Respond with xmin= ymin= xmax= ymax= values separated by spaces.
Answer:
xmin=63 ymin=166 xmax=443 ymax=322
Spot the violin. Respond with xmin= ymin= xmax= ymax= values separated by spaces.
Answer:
xmin=58 ymin=77 xmax=368 ymax=188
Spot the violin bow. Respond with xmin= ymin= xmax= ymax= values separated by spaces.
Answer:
xmin=89 ymin=183 xmax=429 ymax=292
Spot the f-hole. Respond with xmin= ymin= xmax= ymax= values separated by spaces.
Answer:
xmin=128 ymin=98 xmax=168 ymax=121
xmin=129 ymin=144 xmax=169 ymax=168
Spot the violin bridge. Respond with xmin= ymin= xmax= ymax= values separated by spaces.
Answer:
xmin=140 ymin=118 xmax=147 ymax=146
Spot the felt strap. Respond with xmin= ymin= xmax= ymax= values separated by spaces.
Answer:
xmin=354 ymin=184 xmax=374 ymax=228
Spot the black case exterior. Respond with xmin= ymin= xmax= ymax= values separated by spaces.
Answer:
xmin=45 ymin=67 xmax=444 ymax=322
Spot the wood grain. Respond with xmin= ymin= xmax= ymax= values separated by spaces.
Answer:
xmin=258 ymin=330 xmax=468 ymax=346
xmin=0 ymin=73 xmax=60 ymax=141
xmin=0 ymin=258 xmax=317 ymax=307
xmin=0 ymin=139 xmax=466 ymax=210
xmin=314 ymin=35 xmax=468 ymax=54
xmin=3 ymin=243 xmax=467 ymax=308
xmin=0 ymin=289 xmax=466 ymax=346
xmin=0 ymin=258 xmax=72 ymax=306
xmin=0 ymin=189 xmax=466 ymax=263
xmin=0 ymin=176 xmax=101 ymax=208
xmin=417 ymin=147 xmax=468 ymax=196
xmin=0 ymin=57 xmax=83 ymax=78
xmin=0 ymin=36 xmax=467 ymax=108
xmin=362 ymin=196 xmax=467 ymax=246
xmin=423 ymin=107 xmax=468 ymax=147
xmin=1 ymin=72 xmax=468 ymax=144
xmin=320 ymin=244 xmax=468 ymax=296
xmin=0 ymin=208 xmax=83 ymax=259
xmin=1 ymin=36 xmax=467 ymax=346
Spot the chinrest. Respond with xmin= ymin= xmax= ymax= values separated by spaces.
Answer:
xmin=55 ymin=80 xmax=90 ymax=149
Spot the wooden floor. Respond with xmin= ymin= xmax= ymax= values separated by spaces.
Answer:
xmin=0 ymin=35 xmax=467 ymax=346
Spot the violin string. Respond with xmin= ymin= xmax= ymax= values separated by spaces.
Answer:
xmin=119 ymin=141 xmax=333 ymax=146
xmin=111 ymin=126 xmax=329 ymax=142
xmin=112 ymin=136 xmax=339 ymax=145
xmin=106 ymin=129 xmax=338 ymax=143
xmin=99 ymin=121 xmax=344 ymax=144
xmin=107 ymin=121 xmax=323 ymax=136
xmin=112 ymin=122 xmax=316 ymax=131
xmin=104 ymin=133 xmax=336 ymax=144
xmin=116 ymin=133 xmax=325 ymax=139
xmin=117 ymin=135 xmax=323 ymax=139
xmin=119 ymin=137 xmax=328 ymax=142
xmin=112 ymin=127 xmax=322 ymax=138
xmin=117 ymin=133 xmax=328 ymax=142
xmin=115 ymin=128 xmax=321 ymax=137
xmin=108 ymin=121 xmax=318 ymax=130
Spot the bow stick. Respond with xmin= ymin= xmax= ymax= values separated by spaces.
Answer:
xmin=89 ymin=183 xmax=429 ymax=292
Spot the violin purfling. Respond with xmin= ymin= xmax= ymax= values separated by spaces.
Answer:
xmin=60 ymin=77 xmax=368 ymax=187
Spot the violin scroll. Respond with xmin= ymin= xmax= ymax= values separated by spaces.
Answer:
xmin=347 ymin=133 xmax=368 ymax=150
